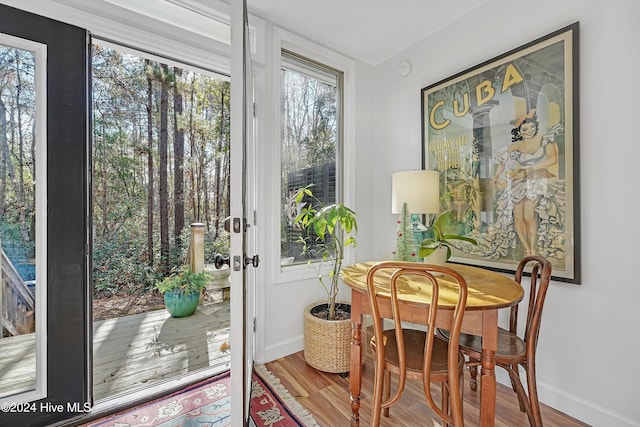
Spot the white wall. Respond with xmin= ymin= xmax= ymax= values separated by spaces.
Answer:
xmin=366 ymin=1 xmax=640 ymax=426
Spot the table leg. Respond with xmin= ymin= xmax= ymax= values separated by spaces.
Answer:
xmin=479 ymin=310 xmax=498 ymax=427
xmin=349 ymin=298 xmax=363 ymax=426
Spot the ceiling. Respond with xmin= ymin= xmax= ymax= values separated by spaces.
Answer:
xmin=27 ymin=0 xmax=486 ymax=66
xmin=245 ymin=0 xmax=486 ymax=65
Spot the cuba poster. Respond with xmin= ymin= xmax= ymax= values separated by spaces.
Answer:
xmin=421 ymin=23 xmax=580 ymax=283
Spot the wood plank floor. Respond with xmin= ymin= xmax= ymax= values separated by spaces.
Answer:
xmin=264 ymin=351 xmax=590 ymax=427
xmin=0 ymin=301 xmax=231 ymax=402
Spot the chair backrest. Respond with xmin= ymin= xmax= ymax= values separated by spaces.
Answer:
xmin=365 ymin=261 xmax=468 ymax=425
xmin=511 ymin=256 xmax=553 ymax=355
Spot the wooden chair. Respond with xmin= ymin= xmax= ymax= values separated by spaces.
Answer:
xmin=366 ymin=261 xmax=468 ymax=427
xmin=448 ymin=256 xmax=552 ymax=427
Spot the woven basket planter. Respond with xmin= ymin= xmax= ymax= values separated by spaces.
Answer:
xmin=303 ymin=301 xmax=354 ymax=373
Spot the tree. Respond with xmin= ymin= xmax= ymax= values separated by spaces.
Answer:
xmin=88 ymin=45 xmax=232 ymax=296
xmin=173 ymin=67 xmax=185 ymax=247
xmin=159 ymin=64 xmax=170 ymax=273
xmin=213 ymin=81 xmax=230 ymax=232
xmin=145 ymin=59 xmax=154 ymax=267
xmin=0 ymin=46 xmax=37 ymax=278
xmin=0 ymin=99 xmax=7 ymax=221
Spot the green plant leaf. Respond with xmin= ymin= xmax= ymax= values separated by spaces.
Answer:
xmin=419 ymin=238 xmax=439 ymax=248
xmin=442 ymin=234 xmax=478 ymax=245
xmin=418 ymin=247 xmax=435 ymax=257
xmin=314 ymin=216 xmax=327 ymax=239
xmin=291 ymin=187 xmax=358 ymax=320
xmin=419 ymin=210 xmax=477 ymax=260
xmin=444 ymin=244 xmax=452 ymax=260
xmin=155 ymin=266 xmax=209 ymax=294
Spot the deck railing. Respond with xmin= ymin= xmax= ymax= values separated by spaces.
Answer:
xmin=1 ymin=248 xmax=35 ymax=337
xmin=184 ymin=222 xmax=230 ymax=303
xmin=186 ymin=222 xmax=205 ymax=274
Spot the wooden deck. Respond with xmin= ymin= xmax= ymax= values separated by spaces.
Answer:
xmin=0 ymin=332 xmax=36 ymax=399
xmin=1 ymin=248 xmax=35 ymax=338
xmin=0 ymin=301 xmax=230 ymax=401
xmin=93 ymin=300 xmax=230 ymax=401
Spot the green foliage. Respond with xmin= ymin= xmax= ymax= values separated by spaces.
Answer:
xmin=93 ymin=232 xmax=160 ymax=297
xmin=0 ymin=222 xmax=36 ymax=281
xmin=91 ymin=44 xmax=231 ymax=298
xmin=294 ymin=186 xmax=357 ymax=320
xmin=418 ymin=211 xmax=478 ymax=261
xmin=205 ymin=225 xmax=231 ymax=262
xmin=155 ymin=266 xmax=209 ymax=294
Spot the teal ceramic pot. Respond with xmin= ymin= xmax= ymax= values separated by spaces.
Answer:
xmin=164 ymin=289 xmax=200 ymax=317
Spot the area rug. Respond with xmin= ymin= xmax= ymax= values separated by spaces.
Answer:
xmin=84 ymin=364 xmax=319 ymax=427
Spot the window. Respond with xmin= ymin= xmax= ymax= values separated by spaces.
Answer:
xmin=0 ymin=32 xmax=46 ymax=403
xmin=279 ymin=50 xmax=342 ymax=265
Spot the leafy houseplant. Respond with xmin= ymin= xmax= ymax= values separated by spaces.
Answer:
xmin=418 ymin=211 xmax=478 ymax=261
xmin=155 ymin=266 xmax=209 ymax=318
xmin=294 ymin=186 xmax=359 ymax=373
xmin=294 ymin=186 xmax=358 ymax=321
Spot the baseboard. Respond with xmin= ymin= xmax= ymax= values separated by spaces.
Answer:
xmin=494 ymin=370 xmax=637 ymax=427
xmin=258 ymin=335 xmax=304 ymax=364
xmin=536 ymin=380 xmax=638 ymax=427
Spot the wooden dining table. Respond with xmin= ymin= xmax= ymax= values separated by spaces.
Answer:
xmin=341 ymin=261 xmax=524 ymax=426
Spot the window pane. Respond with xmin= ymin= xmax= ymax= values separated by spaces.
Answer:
xmin=280 ymin=52 xmax=341 ymax=265
xmin=0 ymin=36 xmax=45 ymax=401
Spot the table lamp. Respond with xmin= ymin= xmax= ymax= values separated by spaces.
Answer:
xmin=391 ymin=170 xmax=440 ymax=261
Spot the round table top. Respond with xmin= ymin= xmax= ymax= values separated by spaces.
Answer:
xmin=341 ymin=261 xmax=524 ymax=311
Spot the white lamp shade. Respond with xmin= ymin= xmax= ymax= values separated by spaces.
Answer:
xmin=391 ymin=170 xmax=440 ymax=214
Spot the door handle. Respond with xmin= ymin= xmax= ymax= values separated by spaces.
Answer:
xmin=244 ymin=254 xmax=259 ymax=268
xmin=214 ymin=253 xmax=259 ymax=269
xmin=214 ymin=254 xmax=230 ymax=269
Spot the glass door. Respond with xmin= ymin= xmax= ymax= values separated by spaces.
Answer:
xmin=0 ymin=5 xmax=90 ymax=426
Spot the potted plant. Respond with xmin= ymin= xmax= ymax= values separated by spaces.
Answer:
xmin=293 ymin=186 xmax=358 ymax=373
xmin=155 ymin=266 xmax=209 ymax=318
xmin=418 ymin=211 xmax=478 ymax=264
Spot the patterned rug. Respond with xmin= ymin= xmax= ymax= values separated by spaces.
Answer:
xmin=84 ymin=364 xmax=319 ymax=427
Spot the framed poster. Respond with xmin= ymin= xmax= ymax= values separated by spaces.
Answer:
xmin=421 ymin=22 xmax=580 ymax=283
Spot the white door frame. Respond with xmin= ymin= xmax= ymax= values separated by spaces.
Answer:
xmin=230 ymin=0 xmax=257 ymax=425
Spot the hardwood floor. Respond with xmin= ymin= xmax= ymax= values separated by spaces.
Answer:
xmin=265 ymin=351 xmax=589 ymax=426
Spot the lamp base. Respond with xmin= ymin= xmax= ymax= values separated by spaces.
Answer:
xmin=410 ymin=214 xmax=429 ymax=261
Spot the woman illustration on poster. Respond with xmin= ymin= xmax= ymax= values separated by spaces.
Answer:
xmin=492 ymin=109 xmax=564 ymax=257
